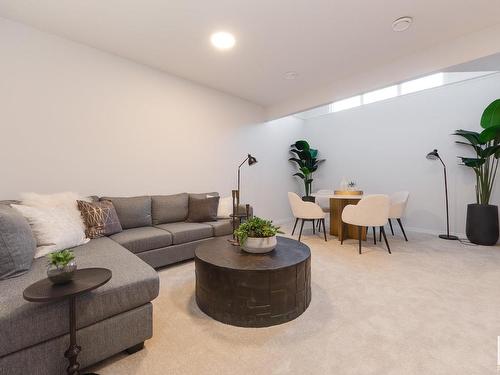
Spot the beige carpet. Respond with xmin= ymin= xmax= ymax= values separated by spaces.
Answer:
xmin=89 ymin=227 xmax=500 ymax=375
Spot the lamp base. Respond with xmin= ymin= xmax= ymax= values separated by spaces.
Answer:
xmin=438 ymin=234 xmax=459 ymax=240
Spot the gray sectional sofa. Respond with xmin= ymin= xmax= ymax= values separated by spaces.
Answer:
xmin=0 ymin=192 xmax=241 ymax=374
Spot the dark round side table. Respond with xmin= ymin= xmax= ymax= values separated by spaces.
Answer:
xmin=195 ymin=236 xmax=311 ymax=327
xmin=23 ymin=267 xmax=112 ymax=375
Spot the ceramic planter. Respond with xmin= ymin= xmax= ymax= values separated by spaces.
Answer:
xmin=241 ymin=236 xmax=277 ymax=254
xmin=466 ymin=204 xmax=499 ymax=246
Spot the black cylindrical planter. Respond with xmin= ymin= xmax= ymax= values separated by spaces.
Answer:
xmin=466 ymin=204 xmax=499 ymax=245
xmin=302 ymin=196 xmax=315 ymax=203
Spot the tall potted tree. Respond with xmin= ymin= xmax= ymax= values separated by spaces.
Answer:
xmin=454 ymin=99 xmax=500 ymax=245
xmin=289 ymin=140 xmax=325 ymax=202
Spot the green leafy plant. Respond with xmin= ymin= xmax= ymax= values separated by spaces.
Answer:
xmin=234 ymin=217 xmax=283 ymax=245
xmin=47 ymin=249 xmax=75 ymax=269
xmin=454 ymin=99 xmax=500 ymax=204
xmin=289 ymin=140 xmax=325 ymax=197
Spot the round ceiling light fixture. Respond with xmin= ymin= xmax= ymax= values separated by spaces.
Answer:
xmin=284 ymin=71 xmax=298 ymax=80
xmin=392 ymin=16 xmax=413 ymax=32
xmin=210 ymin=31 xmax=236 ymax=50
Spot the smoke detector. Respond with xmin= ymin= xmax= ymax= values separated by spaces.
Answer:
xmin=392 ymin=17 xmax=413 ymax=32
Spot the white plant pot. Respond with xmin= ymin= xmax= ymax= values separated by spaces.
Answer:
xmin=241 ymin=236 xmax=277 ymax=254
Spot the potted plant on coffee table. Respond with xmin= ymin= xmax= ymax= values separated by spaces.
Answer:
xmin=46 ymin=249 xmax=77 ymax=284
xmin=234 ymin=217 xmax=283 ymax=254
xmin=454 ymin=98 xmax=500 ymax=245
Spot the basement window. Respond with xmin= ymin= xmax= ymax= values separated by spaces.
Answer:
xmin=330 ymin=95 xmax=361 ymax=112
xmin=362 ymin=85 xmax=398 ymax=104
xmin=400 ymin=73 xmax=444 ymax=95
xmin=294 ymin=71 xmax=498 ymax=119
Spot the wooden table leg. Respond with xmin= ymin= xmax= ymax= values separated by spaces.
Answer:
xmin=65 ymin=297 xmax=81 ymax=375
xmin=329 ymin=197 xmax=366 ymax=241
xmin=65 ymin=297 xmax=98 ymax=375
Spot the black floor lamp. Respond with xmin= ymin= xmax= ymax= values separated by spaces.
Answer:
xmin=426 ymin=149 xmax=459 ymax=240
xmin=229 ymin=154 xmax=258 ymax=244
xmin=236 ymin=153 xmax=258 ymax=206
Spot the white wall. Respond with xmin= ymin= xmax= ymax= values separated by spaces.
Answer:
xmin=0 ymin=17 xmax=303 ymax=222
xmin=303 ymin=73 xmax=500 ymax=235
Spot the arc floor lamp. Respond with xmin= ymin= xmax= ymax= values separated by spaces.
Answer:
xmin=426 ymin=149 xmax=459 ymax=240
xmin=236 ymin=153 xmax=258 ymax=205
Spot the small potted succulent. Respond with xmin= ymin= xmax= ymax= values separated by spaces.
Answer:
xmin=46 ymin=249 xmax=77 ymax=284
xmin=234 ymin=217 xmax=283 ymax=254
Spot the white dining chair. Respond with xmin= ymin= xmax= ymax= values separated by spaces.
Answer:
xmin=313 ymin=189 xmax=334 ymax=231
xmin=341 ymin=194 xmax=391 ymax=254
xmin=288 ymin=192 xmax=327 ymax=242
xmin=387 ymin=191 xmax=409 ymax=241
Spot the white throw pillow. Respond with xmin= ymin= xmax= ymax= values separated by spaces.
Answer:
xmin=217 ymin=196 xmax=233 ymax=219
xmin=12 ymin=204 xmax=90 ymax=258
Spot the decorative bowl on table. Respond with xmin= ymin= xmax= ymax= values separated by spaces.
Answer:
xmin=241 ymin=236 xmax=277 ymax=254
xmin=47 ymin=261 xmax=77 ymax=285
xmin=46 ymin=249 xmax=77 ymax=285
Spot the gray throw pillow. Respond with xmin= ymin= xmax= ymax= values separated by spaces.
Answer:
xmin=187 ymin=196 xmax=220 ymax=223
xmin=0 ymin=205 xmax=36 ymax=280
xmin=100 ymin=196 xmax=152 ymax=229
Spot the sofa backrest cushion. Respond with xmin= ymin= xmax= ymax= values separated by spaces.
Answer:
xmin=100 ymin=196 xmax=152 ymax=229
xmin=151 ymin=193 xmax=189 ymax=225
xmin=0 ymin=204 xmax=36 ymax=280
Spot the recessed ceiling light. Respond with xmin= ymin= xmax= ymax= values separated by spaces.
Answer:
xmin=392 ymin=16 xmax=413 ymax=32
xmin=284 ymin=71 xmax=298 ymax=80
xmin=210 ymin=31 xmax=236 ymax=50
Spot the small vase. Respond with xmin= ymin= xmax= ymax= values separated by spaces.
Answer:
xmin=241 ymin=236 xmax=277 ymax=254
xmin=47 ymin=261 xmax=77 ymax=285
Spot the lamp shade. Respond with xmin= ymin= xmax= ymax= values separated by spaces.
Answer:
xmin=426 ymin=149 xmax=439 ymax=160
xmin=248 ymin=154 xmax=258 ymax=166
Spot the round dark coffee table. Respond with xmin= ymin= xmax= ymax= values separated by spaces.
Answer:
xmin=23 ymin=268 xmax=112 ymax=375
xmin=195 ymin=236 xmax=311 ymax=327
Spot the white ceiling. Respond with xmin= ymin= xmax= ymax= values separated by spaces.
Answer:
xmin=1 ymin=0 xmax=500 ymax=112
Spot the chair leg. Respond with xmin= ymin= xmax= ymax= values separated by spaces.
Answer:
xmin=298 ymin=220 xmax=305 ymax=242
xmin=388 ymin=219 xmax=394 ymax=235
xmin=358 ymin=226 xmax=362 ymax=254
xmin=340 ymin=222 xmax=345 ymax=244
xmin=322 ymin=219 xmax=327 ymax=241
xmin=397 ymin=218 xmax=408 ymax=241
xmin=380 ymin=226 xmax=392 ymax=254
xmin=291 ymin=218 xmax=299 ymax=236
xmin=312 ymin=219 xmax=315 ymax=234
xmin=372 ymin=227 xmax=376 ymax=245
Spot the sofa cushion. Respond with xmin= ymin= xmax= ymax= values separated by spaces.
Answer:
xmin=101 ymin=196 xmax=152 ymax=229
xmin=109 ymin=227 xmax=172 ymax=253
xmin=187 ymin=195 xmax=219 ymax=223
xmin=151 ymin=193 xmax=188 ymax=225
xmin=203 ymin=219 xmax=233 ymax=237
xmin=155 ymin=222 xmax=213 ymax=245
xmin=0 ymin=237 xmax=159 ymax=358
xmin=0 ymin=205 xmax=36 ymax=280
